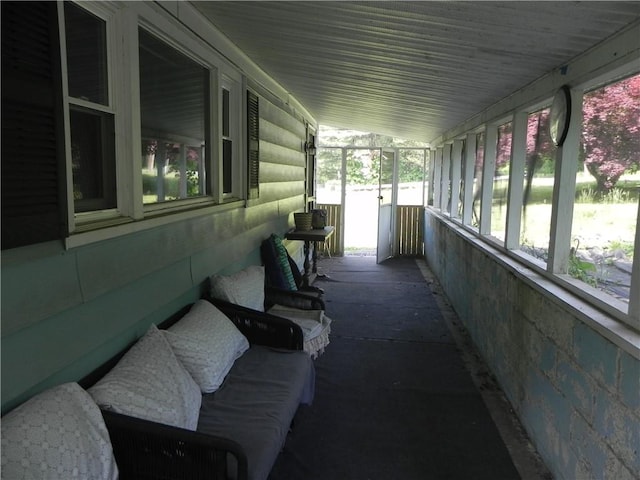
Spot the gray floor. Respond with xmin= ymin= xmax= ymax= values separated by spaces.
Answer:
xmin=413 ymin=258 xmax=552 ymax=480
xmin=270 ymin=255 xmax=551 ymax=480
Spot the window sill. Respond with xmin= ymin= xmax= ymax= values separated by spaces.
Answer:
xmin=65 ymin=199 xmax=244 ymax=250
xmin=432 ymin=211 xmax=640 ymax=360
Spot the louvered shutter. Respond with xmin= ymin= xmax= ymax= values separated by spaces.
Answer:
xmin=1 ymin=2 xmax=65 ymax=249
xmin=247 ymin=91 xmax=259 ymax=200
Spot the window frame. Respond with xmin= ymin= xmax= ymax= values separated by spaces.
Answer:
xmin=57 ymin=1 xmax=247 ymax=248
xmin=137 ymin=25 xmax=211 ymax=211
xmin=430 ymin=65 xmax=640 ymax=332
xmin=220 ymin=74 xmax=243 ymax=202
xmin=59 ymin=1 xmax=119 ymax=231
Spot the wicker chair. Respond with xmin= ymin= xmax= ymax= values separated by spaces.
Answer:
xmin=260 ymin=234 xmax=324 ymax=308
xmin=259 ymin=234 xmax=331 ymax=358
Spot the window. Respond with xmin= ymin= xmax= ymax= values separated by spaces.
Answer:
xmin=521 ymin=108 xmax=557 ymax=256
xmin=491 ymin=122 xmax=512 ymax=241
xmin=138 ymin=28 xmax=208 ymax=205
xmin=433 ymin=70 xmax=639 ymax=328
xmin=70 ymin=107 xmax=116 ymax=212
xmin=454 ymin=141 xmax=465 ymax=218
xmin=65 ymin=3 xmax=108 ymax=105
xmin=397 ymin=149 xmax=427 ymax=206
xmin=221 ymin=78 xmax=241 ymax=199
xmin=64 ymin=2 xmax=117 ymax=214
xmin=471 ymin=132 xmax=484 ymax=228
xmin=4 ymin=2 xmax=254 ymax=249
xmin=570 ymin=74 xmax=639 ymax=304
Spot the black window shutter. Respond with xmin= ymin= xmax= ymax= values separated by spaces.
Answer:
xmin=247 ymin=91 xmax=259 ymax=200
xmin=1 ymin=1 xmax=66 ymax=250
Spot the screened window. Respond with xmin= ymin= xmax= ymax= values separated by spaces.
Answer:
xmin=397 ymin=149 xmax=427 ymax=206
xmin=491 ymin=122 xmax=512 ymax=241
xmin=471 ymin=132 xmax=484 ymax=228
xmin=570 ymin=74 xmax=639 ymax=303
xmin=521 ymin=108 xmax=556 ymax=256
xmin=432 ymin=70 xmax=639 ymax=326
xmin=139 ymin=28 xmax=208 ymax=205
xmin=455 ymin=141 xmax=465 ymax=218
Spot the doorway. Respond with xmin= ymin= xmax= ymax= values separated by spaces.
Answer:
xmin=316 ymin=147 xmax=428 ymax=258
xmin=344 ymin=148 xmax=381 ymax=256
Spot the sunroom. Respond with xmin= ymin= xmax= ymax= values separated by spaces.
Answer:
xmin=1 ymin=2 xmax=639 ymax=479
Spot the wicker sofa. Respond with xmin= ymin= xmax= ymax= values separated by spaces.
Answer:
xmin=2 ymin=298 xmax=314 ymax=480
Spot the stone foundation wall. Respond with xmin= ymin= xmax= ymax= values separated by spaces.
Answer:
xmin=423 ymin=210 xmax=639 ymax=480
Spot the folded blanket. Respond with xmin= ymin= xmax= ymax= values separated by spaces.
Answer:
xmin=266 ymin=305 xmax=332 ymax=358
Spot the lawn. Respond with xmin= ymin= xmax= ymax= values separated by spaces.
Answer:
xmin=492 ymin=172 xmax=639 ymax=257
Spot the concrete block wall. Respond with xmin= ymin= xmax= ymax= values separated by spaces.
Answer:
xmin=424 ymin=211 xmax=639 ymax=480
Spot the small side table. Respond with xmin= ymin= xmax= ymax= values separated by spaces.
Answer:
xmin=285 ymin=226 xmax=335 ymax=287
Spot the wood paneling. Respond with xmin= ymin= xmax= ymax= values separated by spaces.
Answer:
xmin=396 ymin=205 xmax=424 ymax=256
xmin=316 ymin=203 xmax=342 ymax=256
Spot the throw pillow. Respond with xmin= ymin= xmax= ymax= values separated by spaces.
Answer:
xmin=261 ymin=236 xmax=288 ymax=289
xmin=89 ymin=324 xmax=201 ymax=431
xmin=269 ymin=234 xmax=298 ymax=291
xmin=209 ymin=265 xmax=265 ymax=311
xmin=1 ymin=382 xmax=118 ymax=480
xmin=164 ymin=300 xmax=250 ymax=393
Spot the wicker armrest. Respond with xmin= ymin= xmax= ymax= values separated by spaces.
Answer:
xmin=207 ymin=297 xmax=304 ymax=350
xmin=102 ymin=410 xmax=248 ymax=480
xmin=264 ymin=286 xmax=326 ymax=310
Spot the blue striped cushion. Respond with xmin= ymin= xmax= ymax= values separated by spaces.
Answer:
xmin=262 ymin=234 xmax=297 ymax=291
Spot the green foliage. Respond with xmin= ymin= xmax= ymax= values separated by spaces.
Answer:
xmin=575 ymin=186 xmax=635 ymax=203
xmin=142 ymin=173 xmax=200 ymax=200
xmin=608 ymin=240 xmax=635 ymax=258
xmin=319 ymin=125 xmax=428 ymax=149
xmin=568 ymin=250 xmax=598 ymax=287
xmin=398 ymin=150 xmax=426 ymax=183
xmin=317 ymin=127 xmax=428 ymax=186
xmin=536 ymin=157 xmax=555 ymax=176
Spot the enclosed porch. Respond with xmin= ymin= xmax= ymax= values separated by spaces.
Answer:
xmin=2 ymin=2 xmax=639 ymax=479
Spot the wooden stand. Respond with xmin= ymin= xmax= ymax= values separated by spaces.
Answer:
xmin=285 ymin=226 xmax=335 ymax=287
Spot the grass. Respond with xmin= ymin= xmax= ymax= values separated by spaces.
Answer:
xmin=491 ymin=172 xmax=638 ymax=258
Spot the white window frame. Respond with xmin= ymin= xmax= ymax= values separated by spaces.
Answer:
xmin=432 ymin=65 xmax=640 ymax=333
xmin=220 ymin=74 xmax=243 ymax=202
xmin=60 ymin=1 xmax=247 ymax=248
xmin=59 ymin=1 xmax=121 ymax=233
xmin=137 ymin=23 xmax=214 ymax=216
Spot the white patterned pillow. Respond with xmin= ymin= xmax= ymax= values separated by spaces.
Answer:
xmin=1 ymin=382 xmax=118 ymax=480
xmin=165 ymin=300 xmax=249 ymax=393
xmin=209 ymin=265 xmax=265 ymax=311
xmin=89 ymin=324 xmax=201 ymax=431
